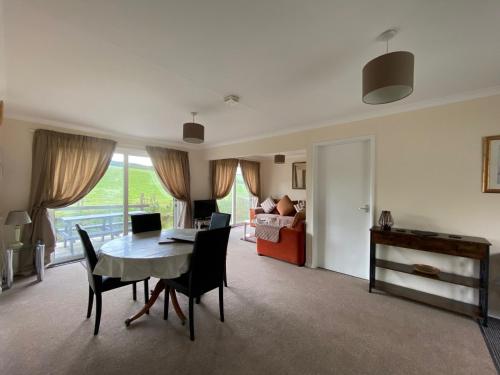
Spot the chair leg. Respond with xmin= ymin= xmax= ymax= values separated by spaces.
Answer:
xmin=163 ymin=286 xmax=170 ymax=320
xmin=219 ymin=284 xmax=224 ymax=322
xmin=144 ymin=279 xmax=149 ymax=315
xmin=224 ymin=260 xmax=228 ymax=287
xmin=94 ymin=293 xmax=102 ymax=335
xmin=132 ymin=282 xmax=137 ymax=301
xmin=196 ymin=296 xmax=201 ymax=304
xmin=87 ymin=286 xmax=94 ymax=318
xmin=189 ymin=296 xmax=195 ymax=341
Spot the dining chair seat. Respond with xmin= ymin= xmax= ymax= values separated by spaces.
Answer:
xmin=100 ymin=276 xmax=137 ymax=292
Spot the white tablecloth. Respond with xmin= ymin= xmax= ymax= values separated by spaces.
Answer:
xmin=93 ymin=229 xmax=198 ymax=281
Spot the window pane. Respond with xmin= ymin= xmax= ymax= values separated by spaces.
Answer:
xmin=235 ymin=168 xmax=251 ymax=223
xmin=217 ymin=191 xmax=233 ymax=216
xmin=53 ymin=153 xmax=124 ymax=263
xmin=128 ymin=155 xmax=174 ymax=229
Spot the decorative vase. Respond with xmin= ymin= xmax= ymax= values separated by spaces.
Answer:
xmin=378 ymin=210 xmax=394 ymax=231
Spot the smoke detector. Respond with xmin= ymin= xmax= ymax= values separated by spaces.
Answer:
xmin=224 ymin=95 xmax=240 ymax=106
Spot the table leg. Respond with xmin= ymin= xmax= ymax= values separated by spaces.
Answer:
xmin=369 ymin=237 xmax=375 ymax=293
xmin=125 ymin=280 xmax=186 ymax=326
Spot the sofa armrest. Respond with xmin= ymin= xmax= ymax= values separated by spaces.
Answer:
xmin=250 ymin=207 xmax=264 ymax=215
xmin=249 ymin=207 xmax=264 ymax=227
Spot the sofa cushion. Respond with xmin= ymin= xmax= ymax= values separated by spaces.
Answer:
xmin=261 ymin=197 xmax=276 ymax=213
xmin=276 ymin=195 xmax=295 ymax=216
xmin=289 ymin=210 xmax=306 ymax=228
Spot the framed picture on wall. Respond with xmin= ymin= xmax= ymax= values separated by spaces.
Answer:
xmin=482 ymin=135 xmax=500 ymax=193
xmin=292 ymin=162 xmax=306 ymax=189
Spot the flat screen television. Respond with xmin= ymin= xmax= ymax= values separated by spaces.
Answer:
xmin=193 ymin=199 xmax=217 ymax=219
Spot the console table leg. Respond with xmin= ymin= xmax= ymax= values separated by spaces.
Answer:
xmin=369 ymin=239 xmax=375 ymax=293
xmin=480 ymin=257 xmax=489 ymax=327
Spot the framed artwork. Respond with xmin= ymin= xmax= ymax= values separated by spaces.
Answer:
xmin=482 ymin=135 xmax=500 ymax=193
xmin=292 ymin=162 xmax=306 ymax=189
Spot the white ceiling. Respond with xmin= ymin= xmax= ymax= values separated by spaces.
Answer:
xmin=3 ymin=0 xmax=500 ymax=146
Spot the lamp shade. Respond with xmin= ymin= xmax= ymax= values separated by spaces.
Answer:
xmin=5 ymin=210 xmax=31 ymax=225
xmin=362 ymin=51 xmax=414 ymax=104
xmin=274 ymin=154 xmax=285 ymax=164
xmin=183 ymin=122 xmax=204 ymax=144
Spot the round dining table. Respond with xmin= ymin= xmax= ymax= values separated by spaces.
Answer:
xmin=93 ymin=229 xmax=198 ymax=326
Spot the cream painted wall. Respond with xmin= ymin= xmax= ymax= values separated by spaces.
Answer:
xmin=204 ymin=94 xmax=500 ymax=316
xmin=260 ymin=155 xmax=307 ymax=202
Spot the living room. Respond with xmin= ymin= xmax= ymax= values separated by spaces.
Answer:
xmin=1 ymin=1 xmax=500 ymax=374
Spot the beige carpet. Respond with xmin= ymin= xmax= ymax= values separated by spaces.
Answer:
xmin=0 ymin=227 xmax=495 ymax=375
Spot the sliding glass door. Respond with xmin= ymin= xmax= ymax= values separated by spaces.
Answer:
xmin=217 ymin=166 xmax=252 ymax=225
xmin=53 ymin=151 xmax=175 ymax=264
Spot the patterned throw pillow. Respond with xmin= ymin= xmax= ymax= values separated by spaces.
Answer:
xmin=294 ymin=201 xmax=305 ymax=212
xmin=261 ymin=197 xmax=276 ymax=213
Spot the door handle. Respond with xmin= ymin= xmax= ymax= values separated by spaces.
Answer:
xmin=358 ymin=204 xmax=369 ymax=212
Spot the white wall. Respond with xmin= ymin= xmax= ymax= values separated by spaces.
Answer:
xmin=203 ymin=94 xmax=500 ymax=316
xmin=259 ymin=155 xmax=307 ymax=202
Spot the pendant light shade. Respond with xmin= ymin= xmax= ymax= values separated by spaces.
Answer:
xmin=183 ymin=112 xmax=204 ymax=144
xmin=274 ymin=154 xmax=285 ymax=164
xmin=362 ymin=51 xmax=414 ymax=105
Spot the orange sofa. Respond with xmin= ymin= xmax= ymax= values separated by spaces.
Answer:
xmin=256 ymin=221 xmax=305 ymax=266
xmin=249 ymin=199 xmax=299 ymax=227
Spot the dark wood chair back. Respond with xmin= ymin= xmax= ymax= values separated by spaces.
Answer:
xmin=189 ymin=226 xmax=231 ymax=295
xmin=75 ymin=224 xmax=98 ymax=271
xmin=75 ymin=224 xmax=101 ymax=291
xmin=209 ymin=212 xmax=231 ymax=230
xmin=131 ymin=213 xmax=162 ymax=234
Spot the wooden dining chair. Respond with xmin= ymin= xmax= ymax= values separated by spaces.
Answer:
xmin=76 ymin=224 xmax=150 ymax=335
xmin=208 ymin=212 xmax=231 ymax=287
xmin=163 ymin=226 xmax=231 ymax=341
xmin=130 ymin=213 xmax=162 ymax=234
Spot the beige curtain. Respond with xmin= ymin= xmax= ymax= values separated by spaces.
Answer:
xmin=21 ymin=130 xmax=116 ymax=273
xmin=210 ymin=159 xmax=239 ymax=200
xmin=146 ymin=146 xmax=192 ymax=228
xmin=239 ymin=160 xmax=261 ymax=207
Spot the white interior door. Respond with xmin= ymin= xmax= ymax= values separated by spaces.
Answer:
xmin=316 ymin=139 xmax=372 ymax=279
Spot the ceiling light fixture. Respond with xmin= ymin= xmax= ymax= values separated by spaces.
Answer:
xmin=362 ymin=29 xmax=414 ymax=105
xmin=183 ymin=112 xmax=204 ymax=144
xmin=274 ymin=154 xmax=285 ymax=164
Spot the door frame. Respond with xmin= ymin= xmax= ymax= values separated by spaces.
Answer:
xmin=311 ymin=135 xmax=376 ymax=274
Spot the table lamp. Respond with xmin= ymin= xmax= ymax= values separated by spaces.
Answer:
xmin=5 ymin=210 xmax=32 ymax=249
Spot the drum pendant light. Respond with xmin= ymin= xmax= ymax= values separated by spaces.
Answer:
xmin=183 ymin=112 xmax=204 ymax=144
xmin=362 ymin=29 xmax=414 ymax=105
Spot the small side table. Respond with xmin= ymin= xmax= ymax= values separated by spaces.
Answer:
xmin=241 ymin=220 xmax=257 ymax=243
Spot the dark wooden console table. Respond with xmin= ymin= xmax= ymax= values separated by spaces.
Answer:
xmin=369 ymin=226 xmax=490 ymax=326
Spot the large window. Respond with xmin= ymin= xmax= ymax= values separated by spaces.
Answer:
xmin=217 ymin=167 xmax=252 ymax=225
xmin=53 ymin=152 xmax=175 ymax=263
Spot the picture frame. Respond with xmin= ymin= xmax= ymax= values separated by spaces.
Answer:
xmin=292 ymin=162 xmax=306 ymax=189
xmin=482 ymin=135 xmax=500 ymax=193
